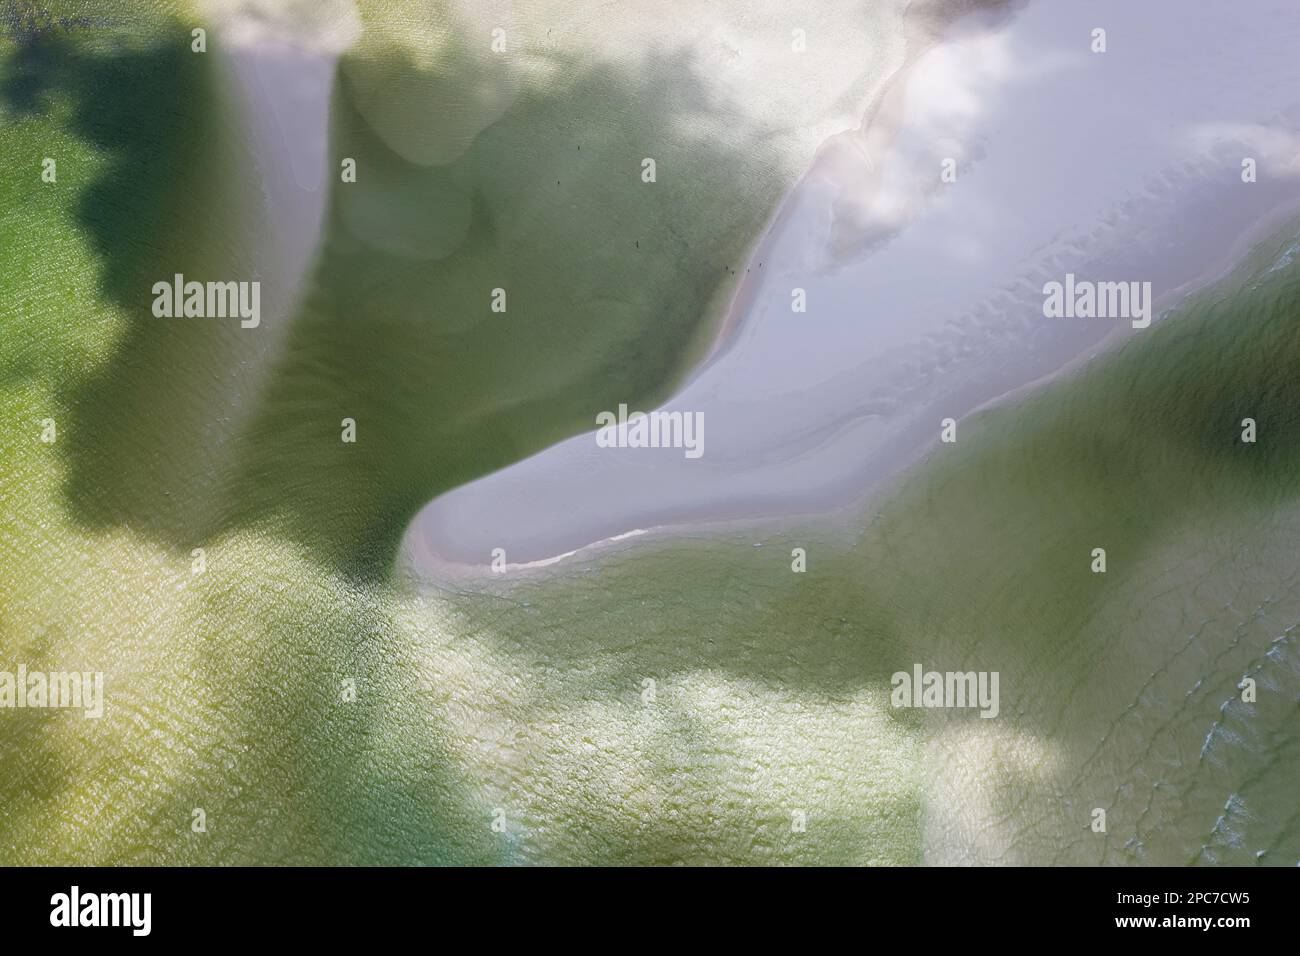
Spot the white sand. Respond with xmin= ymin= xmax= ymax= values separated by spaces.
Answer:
xmin=195 ymin=0 xmax=357 ymax=410
xmin=399 ymin=0 xmax=1300 ymax=574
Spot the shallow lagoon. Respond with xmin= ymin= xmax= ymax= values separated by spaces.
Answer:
xmin=1 ymin=0 xmax=1297 ymax=865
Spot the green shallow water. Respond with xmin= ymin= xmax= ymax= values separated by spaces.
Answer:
xmin=1 ymin=1 xmax=1297 ymax=864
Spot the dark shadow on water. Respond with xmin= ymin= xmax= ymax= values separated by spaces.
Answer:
xmin=1 ymin=17 xmax=198 ymax=306
xmin=7 ymin=17 xmax=790 ymax=586
xmin=0 ymin=16 xmax=265 ymax=547
xmin=209 ymin=41 xmax=789 ymax=583
xmin=8 ymin=2 xmax=1300 ymax=864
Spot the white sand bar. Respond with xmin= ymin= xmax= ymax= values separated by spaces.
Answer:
xmin=403 ymin=0 xmax=1300 ymax=574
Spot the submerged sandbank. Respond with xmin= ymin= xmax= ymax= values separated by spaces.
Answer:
xmin=403 ymin=0 xmax=1300 ymax=576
